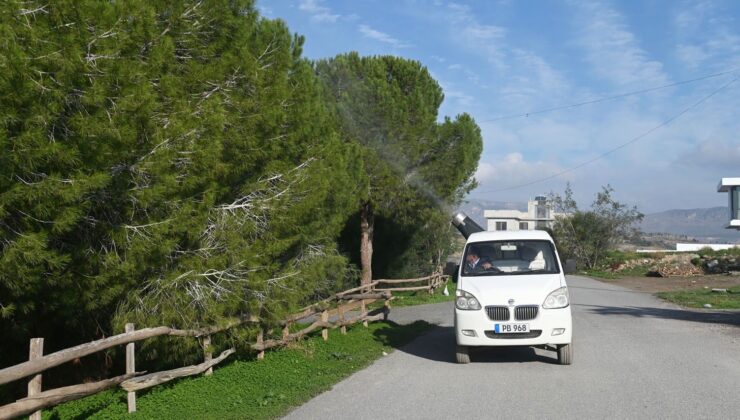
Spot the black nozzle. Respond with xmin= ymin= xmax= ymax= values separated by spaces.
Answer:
xmin=451 ymin=212 xmax=484 ymax=239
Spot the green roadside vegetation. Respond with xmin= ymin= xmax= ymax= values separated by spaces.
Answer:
xmin=573 ymin=249 xmax=740 ymax=310
xmin=657 ymin=288 xmax=740 ymax=310
xmin=386 ymin=281 xmax=457 ymax=308
xmin=46 ymin=321 xmax=433 ymax=420
xmin=579 ymin=248 xmax=740 ymax=280
xmin=0 ymin=0 xmax=483 ymax=390
xmin=579 ymin=265 xmax=651 ymax=280
xmin=576 ymin=250 xmax=662 ymax=279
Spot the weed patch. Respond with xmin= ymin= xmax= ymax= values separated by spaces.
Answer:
xmin=46 ymin=321 xmax=433 ymax=420
xmin=657 ymin=288 xmax=740 ymax=309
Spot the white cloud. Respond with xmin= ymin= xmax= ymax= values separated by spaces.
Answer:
xmin=448 ymin=63 xmax=462 ymax=70
xmin=679 ymin=139 xmax=740 ymax=169
xmin=257 ymin=5 xmax=273 ymax=17
xmin=674 ymin=0 xmax=716 ymax=30
xmin=673 ymin=2 xmax=740 ymax=70
xmin=474 ymin=153 xmax=572 ymax=190
xmin=573 ymin=1 xmax=669 ymax=86
xmin=446 ymin=2 xmax=507 ymax=69
xmin=298 ymin=0 xmax=340 ymax=23
xmin=358 ymin=24 xmax=411 ymax=48
xmin=437 ymin=2 xmax=570 ymax=108
xmin=676 ymin=44 xmax=711 ymax=69
xmin=437 ymin=77 xmax=475 ymax=107
xmin=444 ymin=89 xmax=474 ymax=107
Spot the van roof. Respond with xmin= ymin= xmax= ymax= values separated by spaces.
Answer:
xmin=467 ymin=230 xmax=554 ymax=243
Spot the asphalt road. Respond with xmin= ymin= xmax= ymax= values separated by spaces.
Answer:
xmin=284 ymin=275 xmax=740 ymax=420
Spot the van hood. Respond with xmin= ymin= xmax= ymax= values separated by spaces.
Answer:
xmin=459 ymin=274 xmax=564 ymax=306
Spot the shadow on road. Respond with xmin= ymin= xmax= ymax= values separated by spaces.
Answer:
xmin=376 ymin=325 xmax=559 ymax=365
xmin=578 ymin=304 xmax=740 ymax=326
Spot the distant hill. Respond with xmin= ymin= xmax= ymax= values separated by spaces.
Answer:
xmin=459 ymin=201 xmax=739 ymax=244
xmin=639 ymin=207 xmax=739 ymax=243
xmin=456 ymin=199 xmax=526 ymax=227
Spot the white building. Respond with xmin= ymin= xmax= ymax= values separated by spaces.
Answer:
xmin=484 ymin=196 xmax=566 ymax=231
xmin=717 ymin=177 xmax=740 ymax=230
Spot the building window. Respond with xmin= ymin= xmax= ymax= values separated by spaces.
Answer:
xmin=519 ymin=222 xmax=528 ymax=230
xmin=495 ymin=221 xmax=507 ymax=231
xmin=535 ymin=221 xmax=548 ymax=230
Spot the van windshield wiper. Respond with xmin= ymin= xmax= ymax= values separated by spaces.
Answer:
xmin=509 ymin=269 xmax=557 ymax=275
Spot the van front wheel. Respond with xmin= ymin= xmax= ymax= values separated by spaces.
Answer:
xmin=456 ymin=345 xmax=470 ymax=364
xmin=557 ymin=343 xmax=572 ymax=365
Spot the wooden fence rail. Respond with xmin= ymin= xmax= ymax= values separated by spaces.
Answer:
xmin=0 ymin=271 xmax=448 ymax=419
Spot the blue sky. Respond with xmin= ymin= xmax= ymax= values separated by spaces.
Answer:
xmin=259 ymin=0 xmax=740 ymax=213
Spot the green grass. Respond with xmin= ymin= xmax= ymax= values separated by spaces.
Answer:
xmin=385 ymin=281 xmax=456 ymax=308
xmin=692 ymin=247 xmax=740 ymax=258
xmin=657 ymin=288 xmax=740 ymax=309
xmin=45 ymin=321 xmax=433 ymax=420
xmin=579 ymin=264 xmax=654 ymax=280
xmin=578 ymin=269 xmax=621 ymax=280
xmin=600 ymin=250 xmax=665 ymax=267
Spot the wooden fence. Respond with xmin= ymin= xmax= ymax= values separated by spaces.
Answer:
xmin=0 ymin=272 xmax=447 ymax=419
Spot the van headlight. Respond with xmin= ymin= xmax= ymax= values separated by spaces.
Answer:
xmin=456 ymin=289 xmax=482 ymax=310
xmin=542 ymin=287 xmax=569 ymax=309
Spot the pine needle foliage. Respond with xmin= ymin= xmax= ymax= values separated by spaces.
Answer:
xmin=0 ymin=0 xmax=361 ymax=368
xmin=315 ymin=54 xmax=483 ymax=277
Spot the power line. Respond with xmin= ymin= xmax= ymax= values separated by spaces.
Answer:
xmin=479 ymin=68 xmax=739 ymax=123
xmin=474 ymin=76 xmax=738 ymax=194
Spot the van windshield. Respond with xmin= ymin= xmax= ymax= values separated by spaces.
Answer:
xmin=462 ymin=240 xmax=561 ymax=276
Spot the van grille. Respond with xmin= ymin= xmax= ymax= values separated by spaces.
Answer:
xmin=484 ymin=330 xmax=542 ymax=339
xmin=515 ymin=305 xmax=539 ymax=321
xmin=485 ymin=306 xmax=510 ymax=321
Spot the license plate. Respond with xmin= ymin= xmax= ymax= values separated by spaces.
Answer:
xmin=494 ymin=323 xmax=529 ymax=334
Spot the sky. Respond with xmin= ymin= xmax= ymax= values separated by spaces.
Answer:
xmin=258 ymin=0 xmax=740 ymax=213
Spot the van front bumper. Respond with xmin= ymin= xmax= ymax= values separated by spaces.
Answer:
xmin=455 ymin=306 xmax=572 ymax=346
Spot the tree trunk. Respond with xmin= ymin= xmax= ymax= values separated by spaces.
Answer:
xmin=360 ymin=201 xmax=374 ymax=285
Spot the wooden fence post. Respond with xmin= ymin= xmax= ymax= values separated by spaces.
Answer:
xmin=202 ymin=335 xmax=213 ymax=376
xmin=28 ymin=338 xmax=43 ymax=420
xmin=125 ymin=323 xmax=136 ymax=413
xmin=361 ymin=300 xmax=368 ymax=328
xmin=338 ymin=304 xmax=347 ymax=335
xmin=321 ymin=310 xmax=329 ymax=341
xmin=256 ymin=329 xmax=265 ymax=360
xmin=383 ymin=299 xmax=390 ymax=322
xmin=283 ymin=322 xmax=290 ymax=341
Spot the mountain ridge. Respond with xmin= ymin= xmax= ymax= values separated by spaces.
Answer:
xmin=459 ymin=199 xmax=738 ymax=243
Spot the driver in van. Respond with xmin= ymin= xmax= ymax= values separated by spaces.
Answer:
xmin=465 ymin=247 xmax=493 ymax=272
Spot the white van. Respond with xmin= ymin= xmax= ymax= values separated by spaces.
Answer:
xmin=452 ymin=229 xmax=573 ymax=364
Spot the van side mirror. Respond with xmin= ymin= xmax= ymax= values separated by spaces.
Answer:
xmin=444 ymin=261 xmax=459 ymax=283
xmin=563 ymin=259 xmax=577 ymax=274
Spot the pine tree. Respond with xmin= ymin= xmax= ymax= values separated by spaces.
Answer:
xmin=0 ymin=0 xmax=361 ymax=369
xmin=315 ymin=54 xmax=483 ymax=281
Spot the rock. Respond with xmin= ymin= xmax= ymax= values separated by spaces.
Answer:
xmin=703 ymin=304 xmax=713 ymax=308
xmin=382 ymin=351 xmax=388 ymax=356
xmin=711 ymin=288 xmax=727 ymax=293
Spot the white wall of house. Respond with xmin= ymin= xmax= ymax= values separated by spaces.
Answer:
xmin=718 ymin=177 xmax=740 ymax=230
xmin=484 ymin=197 xmax=565 ymax=231
xmin=676 ymin=243 xmax=738 ymax=252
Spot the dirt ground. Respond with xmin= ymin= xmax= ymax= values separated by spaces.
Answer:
xmin=598 ymin=273 xmax=740 ymax=293
xmin=591 ymin=274 xmax=740 ymax=341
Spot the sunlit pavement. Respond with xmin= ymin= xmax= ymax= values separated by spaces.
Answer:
xmin=284 ymin=275 xmax=740 ymax=419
